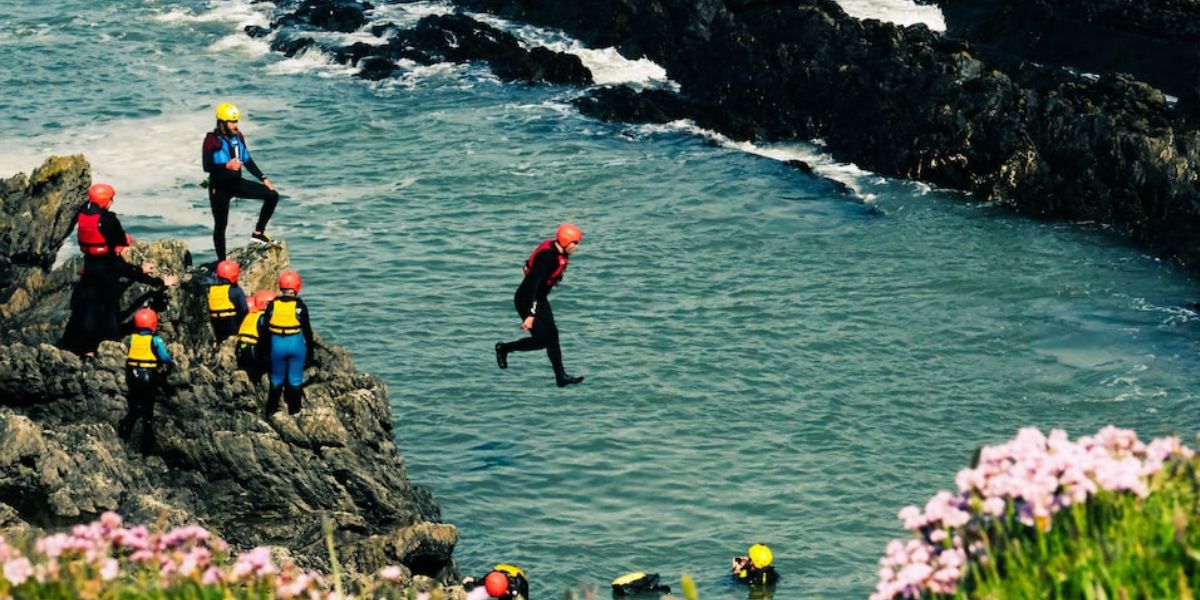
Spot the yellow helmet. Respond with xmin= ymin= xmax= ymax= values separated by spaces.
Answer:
xmin=215 ymin=102 xmax=241 ymax=121
xmin=748 ymin=544 xmax=773 ymax=569
xmin=494 ymin=564 xmax=525 ymax=578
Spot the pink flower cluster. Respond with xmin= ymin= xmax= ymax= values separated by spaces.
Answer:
xmin=871 ymin=427 xmax=1195 ymax=600
xmin=0 ymin=512 xmax=408 ymax=599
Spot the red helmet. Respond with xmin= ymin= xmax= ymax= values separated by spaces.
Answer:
xmin=278 ymin=270 xmax=302 ymax=292
xmin=133 ymin=308 xmax=159 ymax=331
xmin=556 ymin=223 xmax=583 ymax=247
xmin=88 ymin=183 xmax=116 ymax=209
xmin=484 ymin=571 xmax=509 ymax=598
xmin=216 ymin=260 xmax=241 ymax=283
xmin=251 ymin=289 xmax=278 ymax=311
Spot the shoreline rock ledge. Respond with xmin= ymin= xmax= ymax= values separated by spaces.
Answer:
xmin=0 ymin=156 xmax=458 ymax=583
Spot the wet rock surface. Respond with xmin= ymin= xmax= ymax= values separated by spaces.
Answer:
xmin=258 ymin=1 xmax=591 ymax=85
xmin=455 ymin=0 xmax=1200 ymax=266
xmin=934 ymin=0 xmax=1200 ymax=99
xmin=0 ymin=156 xmax=457 ymax=581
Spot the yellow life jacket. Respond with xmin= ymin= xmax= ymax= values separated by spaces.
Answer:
xmin=127 ymin=333 xmax=159 ymax=368
xmin=208 ymin=283 xmax=237 ymax=318
xmin=237 ymin=309 xmax=262 ymax=345
xmin=268 ymin=298 xmax=302 ymax=335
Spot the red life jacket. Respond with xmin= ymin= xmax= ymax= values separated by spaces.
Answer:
xmin=524 ymin=239 xmax=568 ymax=288
xmin=77 ymin=208 xmax=110 ymax=256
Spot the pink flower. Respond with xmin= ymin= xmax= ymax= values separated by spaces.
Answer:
xmin=202 ymin=566 xmax=223 ymax=585
xmin=99 ymin=558 xmax=119 ymax=581
xmin=379 ymin=565 xmax=404 ymax=582
xmin=100 ymin=512 xmax=123 ymax=530
xmin=3 ymin=557 xmax=33 ymax=586
xmin=982 ymin=496 xmax=1006 ymax=517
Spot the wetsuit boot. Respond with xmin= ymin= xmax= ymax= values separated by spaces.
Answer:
xmin=495 ymin=342 xmax=508 ymax=369
xmin=555 ymin=370 xmax=584 ymax=387
xmin=284 ymin=385 xmax=303 ymax=415
xmin=266 ymin=384 xmax=283 ymax=416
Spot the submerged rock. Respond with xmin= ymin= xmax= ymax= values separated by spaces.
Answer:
xmin=0 ymin=156 xmax=458 ymax=580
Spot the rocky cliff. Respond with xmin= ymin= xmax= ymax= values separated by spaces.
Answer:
xmin=0 ymin=156 xmax=457 ymax=582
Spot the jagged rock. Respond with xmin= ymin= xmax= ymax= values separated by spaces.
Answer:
xmin=299 ymin=0 xmax=374 ymax=33
xmin=261 ymin=3 xmax=593 ymax=86
xmin=935 ymin=0 xmax=1200 ymax=98
xmin=572 ymin=86 xmax=700 ymax=124
xmin=0 ymin=155 xmax=91 ymax=309
xmin=0 ymin=156 xmax=457 ymax=579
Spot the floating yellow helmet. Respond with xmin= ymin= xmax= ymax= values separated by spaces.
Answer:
xmin=748 ymin=544 xmax=773 ymax=569
xmin=215 ymin=102 xmax=241 ymax=121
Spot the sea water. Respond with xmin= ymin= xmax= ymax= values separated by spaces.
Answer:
xmin=1 ymin=1 xmax=1198 ymax=597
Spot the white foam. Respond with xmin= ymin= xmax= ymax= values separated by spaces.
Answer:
xmin=208 ymin=33 xmax=272 ymax=56
xmin=266 ymin=47 xmax=359 ymax=77
xmin=466 ymin=11 xmax=677 ymax=88
xmin=153 ymin=0 xmax=272 ymax=29
xmin=384 ymin=60 xmax=482 ymax=89
xmin=369 ymin=0 xmax=456 ymax=29
xmin=627 ymin=120 xmax=880 ymax=199
xmin=0 ymin=107 xmax=279 ymax=229
xmin=832 ymin=0 xmax=946 ymax=31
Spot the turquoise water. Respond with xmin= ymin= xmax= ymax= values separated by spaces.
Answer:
xmin=3 ymin=1 xmax=1200 ymax=597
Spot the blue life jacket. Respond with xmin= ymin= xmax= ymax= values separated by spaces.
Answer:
xmin=211 ymin=133 xmax=251 ymax=166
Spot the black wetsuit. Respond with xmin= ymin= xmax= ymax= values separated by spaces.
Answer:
xmin=209 ymin=282 xmax=248 ymax=343
xmin=734 ymin=565 xmax=779 ymax=587
xmin=499 ymin=244 xmax=571 ymax=380
xmin=202 ymin=129 xmax=278 ymax=260
xmin=61 ymin=207 xmax=167 ymax=356
xmin=119 ymin=331 xmax=174 ymax=455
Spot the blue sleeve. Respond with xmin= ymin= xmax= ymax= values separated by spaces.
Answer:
xmin=152 ymin=336 xmax=173 ymax=364
xmin=230 ymin=286 xmax=248 ymax=320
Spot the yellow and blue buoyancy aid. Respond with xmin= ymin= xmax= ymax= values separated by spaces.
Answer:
xmin=210 ymin=133 xmax=250 ymax=167
xmin=267 ymin=298 xmax=302 ymax=335
xmin=208 ymin=283 xmax=237 ymax=318
xmin=126 ymin=333 xmax=160 ymax=368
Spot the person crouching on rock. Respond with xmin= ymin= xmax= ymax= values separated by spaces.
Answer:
xmin=208 ymin=259 xmax=248 ymax=343
xmin=62 ymin=183 xmax=179 ymax=357
xmin=236 ymin=289 xmax=276 ymax=379
xmin=259 ymin=270 xmax=314 ymax=416
xmin=731 ymin=544 xmax=779 ymax=587
xmin=463 ymin=564 xmax=530 ymax=600
xmin=118 ymin=308 xmax=173 ymax=454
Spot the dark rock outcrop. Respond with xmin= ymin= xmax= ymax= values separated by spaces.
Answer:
xmin=0 ymin=156 xmax=457 ymax=581
xmin=259 ymin=1 xmax=592 ymax=85
xmin=456 ymin=0 xmax=1200 ymax=266
xmin=935 ymin=0 xmax=1200 ymax=99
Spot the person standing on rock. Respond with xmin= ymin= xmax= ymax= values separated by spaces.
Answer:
xmin=119 ymin=308 xmax=174 ymax=454
xmin=202 ymin=102 xmax=280 ymax=261
xmin=494 ymin=223 xmax=585 ymax=388
xmin=61 ymin=183 xmax=179 ymax=357
xmin=208 ymin=259 xmax=248 ymax=343
xmin=258 ymin=270 xmax=314 ymax=415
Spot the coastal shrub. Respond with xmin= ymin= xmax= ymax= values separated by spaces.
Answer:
xmin=0 ymin=512 xmax=428 ymax=599
xmin=871 ymin=426 xmax=1200 ymax=599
